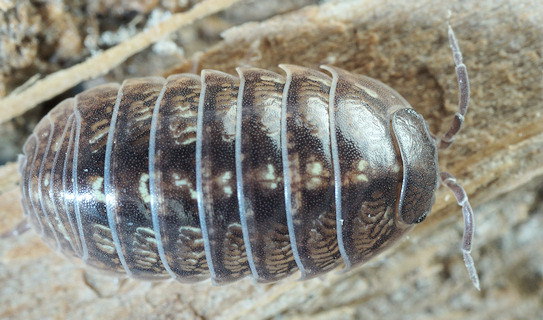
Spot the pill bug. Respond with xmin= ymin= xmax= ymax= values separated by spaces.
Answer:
xmin=17 ymin=25 xmax=479 ymax=287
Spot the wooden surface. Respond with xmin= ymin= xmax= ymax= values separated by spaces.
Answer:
xmin=0 ymin=0 xmax=243 ymax=124
xmin=1 ymin=0 xmax=542 ymax=319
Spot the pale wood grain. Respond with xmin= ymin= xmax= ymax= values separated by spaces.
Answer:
xmin=0 ymin=0 xmax=243 ymax=124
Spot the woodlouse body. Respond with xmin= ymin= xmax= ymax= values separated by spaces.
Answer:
xmin=19 ymin=27 xmax=479 ymax=287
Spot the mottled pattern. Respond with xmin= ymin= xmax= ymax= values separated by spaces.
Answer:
xmin=324 ymin=67 xmax=412 ymax=268
xmin=19 ymin=65 xmax=439 ymax=283
xmin=149 ymin=74 xmax=209 ymax=281
xmin=71 ymin=84 xmax=126 ymax=273
xmin=104 ymin=77 xmax=167 ymax=278
xmin=281 ymin=65 xmax=340 ymax=278
xmin=237 ymin=67 xmax=296 ymax=282
xmin=198 ymin=70 xmax=250 ymax=283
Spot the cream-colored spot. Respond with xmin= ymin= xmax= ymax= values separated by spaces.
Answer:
xmin=304 ymin=158 xmax=331 ymax=190
xmin=89 ymin=128 xmax=109 ymax=145
xmin=178 ymin=111 xmax=197 ymax=118
xmin=90 ymin=119 xmax=109 ymax=131
xmin=363 ymin=87 xmax=379 ymax=98
xmin=306 ymin=177 xmax=322 ymax=190
xmin=139 ymin=174 xmax=151 ymax=203
xmin=345 ymin=160 xmax=370 ymax=185
xmin=173 ymin=173 xmax=198 ymax=199
xmin=133 ymin=250 xmax=158 ymax=267
xmin=136 ymin=227 xmax=158 ymax=246
xmin=133 ymin=226 xmax=161 ymax=268
xmin=216 ymin=171 xmax=234 ymax=197
xmin=228 ymin=223 xmax=242 ymax=229
xmin=220 ymin=171 xmax=233 ymax=183
xmin=264 ymin=164 xmax=275 ymax=180
xmin=43 ymin=172 xmax=50 ymax=187
xmin=169 ymin=121 xmax=198 ymax=145
xmin=135 ymin=256 xmax=157 ymax=266
xmin=357 ymin=160 xmax=368 ymax=171
xmin=134 ymin=110 xmax=152 ymax=123
xmin=356 ymin=160 xmax=369 ymax=182
xmin=94 ymin=240 xmax=116 ymax=255
xmin=261 ymin=102 xmax=282 ymax=137
xmin=180 ymin=126 xmax=197 ymax=134
xmin=305 ymin=161 xmax=323 ymax=190
xmin=222 ymin=106 xmax=237 ymax=142
xmin=307 ymin=161 xmax=323 ymax=176
xmin=92 ymin=223 xmax=116 ymax=255
xmin=179 ymin=226 xmax=202 ymax=234
xmin=177 ymin=103 xmax=198 ymax=118
xmin=176 ymin=102 xmax=193 ymax=113
xmin=260 ymin=163 xmax=281 ymax=190
xmin=190 ymin=190 xmax=198 ymax=200
xmin=174 ymin=176 xmax=189 ymax=187
xmin=180 ymin=136 xmax=197 ymax=145
xmin=53 ymin=214 xmax=70 ymax=241
xmin=193 ymin=250 xmax=206 ymax=259
xmin=224 ymin=186 xmax=233 ymax=196
xmin=193 ymin=238 xmax=205 ymax=245
xmin=53 ymin=139 xmax=62 ymax=152
xmin=356 ymin=174 xmax=369 ymax=182
xmin=259 ymin=75 xmax=282 ymax=83
xmin=91 ymin=176 xmax=106 ymax=202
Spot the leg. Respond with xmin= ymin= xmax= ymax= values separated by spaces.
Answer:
xmin=440 ymin=172 xmax=480 ymax=290
xmin=438 ymin=24 xmax=470 ymax=149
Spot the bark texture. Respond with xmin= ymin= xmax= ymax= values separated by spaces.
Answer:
xmin=0 ymin=0 xmax=542 ymax=319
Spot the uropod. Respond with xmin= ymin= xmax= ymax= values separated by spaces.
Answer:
xmin=16 ymin=24 xmax=480 ymax=288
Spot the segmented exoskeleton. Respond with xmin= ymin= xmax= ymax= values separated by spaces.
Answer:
xmin=18 ymin=26 xmax=479 ymax=288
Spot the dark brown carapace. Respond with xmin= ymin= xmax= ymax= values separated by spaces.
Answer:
xmin=18 ymin=26 xmax=479 ymax=288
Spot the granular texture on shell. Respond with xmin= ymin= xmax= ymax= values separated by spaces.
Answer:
xmin=20 ymin=64 xmax=441 ymax=284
